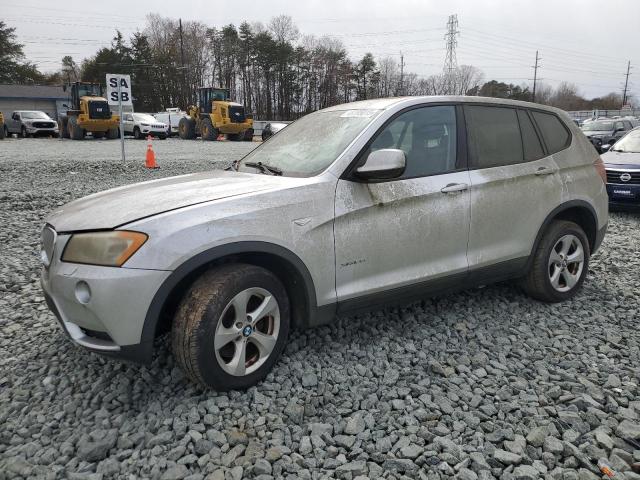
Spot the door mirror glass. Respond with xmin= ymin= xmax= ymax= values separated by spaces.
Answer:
xmin=355 ymin=149 xmax=406 ymax=180
xmin=600 ymin=144 xmax=612 ymax=152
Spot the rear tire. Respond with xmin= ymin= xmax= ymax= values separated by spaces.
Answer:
xmin=172 ymin=264 xmax=290 ymax=390
xmin=201 ymin=118 xmax=218 ymax=141
xmin=68 ymin=116 xmax=84 ymax=140
xmin=178 ymin=117 xmax=196 ymax=139
xmin=0 ymin=125 xmax=5 ymax=139
xmin=106 ymin=127 xmax=119 ymax=139
xmin=521 ymin=220 xmax=590 ymax=303
xmin=243 ymin=128 xmax=254 ymax=141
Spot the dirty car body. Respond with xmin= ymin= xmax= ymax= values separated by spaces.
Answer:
xmin=41 ymin=96 xmax=609 ymax=389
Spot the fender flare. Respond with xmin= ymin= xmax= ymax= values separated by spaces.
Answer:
xmin=526 ymin=200 xmax=600 ymax=271
xmin=139 ymin=241 xmax=322 ymax=345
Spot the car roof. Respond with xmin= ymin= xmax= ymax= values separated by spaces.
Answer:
xmin=320 ymin=95 xmax=566 ymax=116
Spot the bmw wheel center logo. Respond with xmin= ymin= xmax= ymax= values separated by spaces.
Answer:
xmin=242 ymin=325 xmax=253 ymax=337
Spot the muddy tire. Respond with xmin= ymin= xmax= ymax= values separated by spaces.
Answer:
xmin=521 ymin=220 xmax=590 ymax=303
xmin=172 ymin=264 xmax=290 ymax=390
xmin=201 ymin=117 xmax=218 ymax=141
xmin=68 ymin=116 xmax=84 ymax=140
xmin=58 ymin=117 xmax=70 ymax=139
xmin=106 ymin=127 xmax=119 ymax=139
xmin=178 ymin=117 xmax=196 ymax=139
xmin=243 ymin=128 xmax=254 ymax=141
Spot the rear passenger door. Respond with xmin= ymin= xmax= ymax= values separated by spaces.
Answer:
xmin=465 ymin=105 xmax=564 ymax=273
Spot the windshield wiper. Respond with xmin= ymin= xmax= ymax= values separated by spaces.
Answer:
xmin=244 ymin=161 xmax=283 ymax=176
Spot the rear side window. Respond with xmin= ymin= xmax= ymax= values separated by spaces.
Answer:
xmin=531 ymin=111 xmax=571 ymax=154
xmin=517 ymin=110 xmax=545 ymax=161
xmin=465 ymin=106 xmax=523 ymax=168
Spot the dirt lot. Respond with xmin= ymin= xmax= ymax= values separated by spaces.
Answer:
xmin=1 ymin=136 xmax=640 ymax=480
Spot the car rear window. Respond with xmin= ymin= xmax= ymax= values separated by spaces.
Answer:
xmin=465 ymin=106 xmax=523 ymax=168
xmin=517 ymin=110 xmax=545 ymax=161
xmin=531 ymin=111 xmax=571 ymax=154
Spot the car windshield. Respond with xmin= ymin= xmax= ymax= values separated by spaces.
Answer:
xmin=21 ymin=111 xmax=50 ymax=119
xmin=238 ymin=109 xmax=381 ymax=177
xmin=582 ymin=121 xmax=614 ymax=131
xmin=612 ymin=130 xmax=640 ymax=153
xmin=134 ymin=113 xmax=156 ymax=123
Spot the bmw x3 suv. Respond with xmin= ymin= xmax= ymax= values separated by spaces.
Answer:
xmin=41 ymin=96 xmax=608 ymax=390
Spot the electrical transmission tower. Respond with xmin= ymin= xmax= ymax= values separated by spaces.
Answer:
xmin=443 ymin=14 xmax=459 ymax=94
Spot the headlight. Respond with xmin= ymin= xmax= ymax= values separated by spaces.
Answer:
xmin=62 ymin=231 xmax=147 ymax=267
xmin=141 ymin=123 xmax=149 ymax=127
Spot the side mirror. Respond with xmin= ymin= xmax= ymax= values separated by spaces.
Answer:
xmin=600 ymin=144 xmax=612 ymax=153
xmin=355 ymin=149 xmax=406 ymax=181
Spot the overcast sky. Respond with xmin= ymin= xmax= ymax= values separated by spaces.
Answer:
xmin=4 ymin=0 xmax=638 ymax=100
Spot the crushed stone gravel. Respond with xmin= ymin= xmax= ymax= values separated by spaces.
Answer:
xmin=1 ymin=137 xmax=640 ymax=480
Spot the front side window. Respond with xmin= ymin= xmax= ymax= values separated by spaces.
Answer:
xmin=465 ymin=106 xmax=523 ymax=168
xmin=364 ymin=105 xmax=458 ymax=178
xmin=532 ymin=111 xmax=571 ymax=154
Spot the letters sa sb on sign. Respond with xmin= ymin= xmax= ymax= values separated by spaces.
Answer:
xmin=106 ymin=74 xmax=133 ymax=106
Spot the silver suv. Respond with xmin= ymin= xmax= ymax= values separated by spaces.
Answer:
xmin=41 ymin=96 xmax=608 ymax=390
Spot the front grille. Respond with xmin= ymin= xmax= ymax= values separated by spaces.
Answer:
xmin=88 ymin=101 xmax=111 ymax=120
xmin=606 ymin=170 xmax=640 ymax=185
xmin=228 ymin=105 xmax=246 ymax=123
xmin=33 ymin=122 xmax=55 ymax=128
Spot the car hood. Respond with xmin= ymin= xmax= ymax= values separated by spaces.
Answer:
xmin=47 ymin=170 xmax=293 ymax=232
xmin=602 ymin=151 xmax=640 ymax=168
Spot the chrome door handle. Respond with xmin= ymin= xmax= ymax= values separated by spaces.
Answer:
xmin=535 ymin=166 xmax=555 ymax=176
xmin=441 ymin=183 xmax=469 ymax=193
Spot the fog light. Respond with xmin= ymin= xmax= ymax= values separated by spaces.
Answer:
xmin=75 ymin=281 xmax=91 ymax=304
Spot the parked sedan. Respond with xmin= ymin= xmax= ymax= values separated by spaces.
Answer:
xmin=261 ymin=122 xmax=289 ymax=141
xmin=122 ymin=112 xmax=168 ymax=139
xmin=582 ymin=119 xmax=634 ymax=153
xmin=602 ymin=128 xmax=640 ymax=209
xmin=5 ymin=110 xmax=59 ymax=138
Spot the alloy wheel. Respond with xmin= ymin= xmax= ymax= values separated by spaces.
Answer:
xmin=214 ymin=287 xmax=280 ymax=376
xmin=548 ymin=234 xmax=584 ymax=292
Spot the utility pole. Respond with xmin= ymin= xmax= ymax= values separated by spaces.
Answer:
xmin=622 ymin=60 xmax=632 ymax=109
xmin=179 ymin=18 xmax=186 ymax=106
xmin=399 ymin=52 xmax=405 ymax=96
xmin=443 ymin=14 xmax=459 ymax=95
xmin=532 ymin=50 xmax=541 ymax=102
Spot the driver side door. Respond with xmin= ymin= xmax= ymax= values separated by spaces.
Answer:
xmin=333 ymin=104 xmax=471 ymax=308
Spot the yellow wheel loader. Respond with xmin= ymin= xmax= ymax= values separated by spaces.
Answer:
xmin=178 ymin=87 xmax=254 ymax=141
xmin=58 ymin=82 xmax=120 ymax=140
xmin=0 ymin=112 xmax=5 ymax=139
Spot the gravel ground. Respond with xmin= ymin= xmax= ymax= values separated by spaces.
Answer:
xmin=1 ymin=136 xmax=640 ymax=480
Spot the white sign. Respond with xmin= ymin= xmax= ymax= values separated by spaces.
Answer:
xmin=106 ymin=74 xmax=132 ymax=106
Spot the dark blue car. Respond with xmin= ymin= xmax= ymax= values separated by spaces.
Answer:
xmin=602 ymin=127 xmax=640 ymax=209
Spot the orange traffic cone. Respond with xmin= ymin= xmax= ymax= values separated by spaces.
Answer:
xmin=145 ymin=135 xmax=159 ymax=169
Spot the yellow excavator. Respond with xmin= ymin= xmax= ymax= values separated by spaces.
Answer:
xmin=179 ymin=87 xmax=253 ymax=141
xmin=59 ymin=82 xmax=119 ymax=140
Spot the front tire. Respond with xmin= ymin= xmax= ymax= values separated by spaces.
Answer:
xmin=21 ymin=126 xmax=28 ymax=138
xmin=133 ymin=127 xmax=143 ymax=140
xmin=521 ymin=220 xmax=590 ymax=303
xmin=178 ymin=117 xmax=196 ymax=139
xmin=172 ymin=264 xmax=290 ymax=390
xmin=68 ymin=116 xmax=84 ymax=140
xmin=201 ymin=118 xmax=218 ymax=141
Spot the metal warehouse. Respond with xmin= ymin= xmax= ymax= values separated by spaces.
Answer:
xmin=0 ymin=84 xmax=67 ymax=121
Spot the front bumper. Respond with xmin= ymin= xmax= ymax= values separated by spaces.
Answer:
xmin=26 ymin=127 xmax=58 ymax=136
xmin=40 ymin=233 xmax=171 ymax=363
xmin=140 ymin=127 xmax=167 ymax=136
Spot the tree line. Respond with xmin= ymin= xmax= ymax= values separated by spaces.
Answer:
xmin=0 ymin=17 xmax=628 ymax=119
